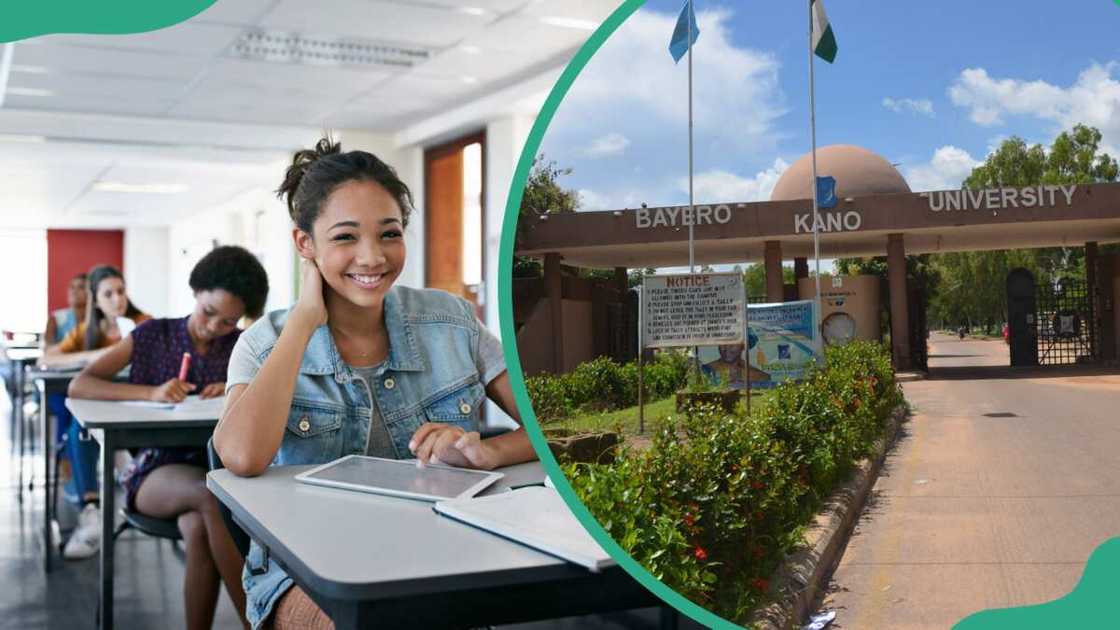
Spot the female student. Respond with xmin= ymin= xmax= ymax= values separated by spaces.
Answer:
xmin=39 ymin=265 xmax=151 ymax=559
xmin=213 ymin=138 xmax=536 ymax=630
xmin=41 ymin=265 xmax=149 ymax=366
xmin=69 ymin=246 xmax=268 ymax=630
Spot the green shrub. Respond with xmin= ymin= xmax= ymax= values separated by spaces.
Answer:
xmin=525 ymin=351 xmax=691 ymax=423
xmin=564 ymin=341 xmax=903 ymax=623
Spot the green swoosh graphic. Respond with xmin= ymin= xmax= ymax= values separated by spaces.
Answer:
xmin=1 ymin=1 xmax=216 ymax=43
xmin=954 ymin=537 xmax=1119 ymax=629
xmin=496 ymin=1 xmax=740 ymax=628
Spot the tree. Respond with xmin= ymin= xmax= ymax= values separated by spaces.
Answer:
xmin=742 ymin=263 xmax=795 ymax=301
xmin=927 ymin=124 xmax=1119 ymax=331
xmin=514 ymin=154 xmax=582 ymax=278
xmin=518 ymin=154 xmax=580 ymax=217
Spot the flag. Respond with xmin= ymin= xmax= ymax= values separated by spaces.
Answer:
xmin=668 ymin=0 xmax=699 ymax=63
xmin=811 ymin=0 xmax=837 ymax=63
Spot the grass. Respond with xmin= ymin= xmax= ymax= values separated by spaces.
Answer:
xmin=548 ymin=391 xmax=768 ymax=438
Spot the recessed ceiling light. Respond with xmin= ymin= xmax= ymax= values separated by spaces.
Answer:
xmin=93 ymin=182 xmax=189 ymax=194
xmin=228 ymin=29 xmax=432 ymax=69
xmin=460 ymin=45 xmax=482 ymax=55
xmin=10 ymin=64 xmax=48 ymax=74
xmin=539 ymin=16 xmax=599 ymax=30
xmin=0 ymin=133 xmax=46 ymax=143
xmin=7 ymin=87 xmax=53 ymax=97
xmin=458 ymin=7 xmax=487 ymax=16
xmin=461 ymin=76 xmax=479 ymax=84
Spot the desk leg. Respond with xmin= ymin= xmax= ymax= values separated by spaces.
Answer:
xmin=41 ymin=381 xmax=53 ymax=573
xmin=98 ymin=430 xmax=114 ymax=630
xmin=14 ymin=368 xmax=24 ymax=504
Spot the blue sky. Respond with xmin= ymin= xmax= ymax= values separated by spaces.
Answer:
xmin=539 ymin=0 xmax=1120 ymax=215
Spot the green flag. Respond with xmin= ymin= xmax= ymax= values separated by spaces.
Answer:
xmin=811 ymin=0 xmax=837 ymax=63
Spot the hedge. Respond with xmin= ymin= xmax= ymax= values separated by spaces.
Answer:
xmin=563 ymin=341 xmax=904 ymax=623
xmin=525 ymin=352 xmax=690 ymax=423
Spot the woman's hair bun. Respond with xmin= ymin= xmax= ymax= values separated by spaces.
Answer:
xmin=277 ymin=134 xmax=414 ymax=234
xmin=278 ymin=136 xmax=341 ymax=222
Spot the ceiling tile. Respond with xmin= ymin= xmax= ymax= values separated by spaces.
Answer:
xmin=468 ymin=14 xmax=591 ymax=53
xmin=191 ymin=0 xmax=280 ymax=26
xmin=261 ymin=0 xmax=488 ymax=48
xmin=11 ymin=42 xmax=203 ymax=81
xmin=39 ymin=22 xmax=242 ymax=56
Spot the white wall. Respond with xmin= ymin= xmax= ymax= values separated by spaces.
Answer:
xmin=164 ymin=187 xmax=294 ymax=317
xmin=124 ymin=227 xmax=169 ymax=317
xmin=485 ymin=114 xmax=536 ymax=335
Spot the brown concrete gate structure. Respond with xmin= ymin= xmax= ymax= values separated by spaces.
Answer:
xmin=512 ymin=147 xmax=1120 ymax=374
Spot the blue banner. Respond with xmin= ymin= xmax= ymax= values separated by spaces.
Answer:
xmin=700 ymin=300 xmax=823 ymax=389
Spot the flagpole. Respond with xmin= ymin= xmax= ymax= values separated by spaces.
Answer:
xmin=688 ymin=0 xmax=695 ymax=273
xmin=808 ymin=0 xmax=822 ymax=332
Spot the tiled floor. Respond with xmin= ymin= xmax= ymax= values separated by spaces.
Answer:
xmin=0 ymin=386 xmax=688 ymax=630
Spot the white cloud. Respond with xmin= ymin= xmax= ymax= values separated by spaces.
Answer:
xmin=904 ymin=146 xmax=981 ymax=192
xmin=882 ymin=97 xmax=934 ymax=117
xmin=677 ymin=158 xmax=790 ymax=203
xmin=581 ymin=132 xmax=630 ymax=157
xmin=557 ymin=8 xmax=785 ymax=149
xmin=577 ymin=188 xmax=613 ymax=211
xmin=948 ymin=63 xmax=1120 ymax=148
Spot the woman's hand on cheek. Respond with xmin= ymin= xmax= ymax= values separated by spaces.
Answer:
xmin=408 ymin=424 xmax=499 ymax=471
xmin=292 ymin=259 xmax=328 ymax=328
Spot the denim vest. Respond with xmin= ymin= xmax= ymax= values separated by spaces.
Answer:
xmin=235 ymin=286 xmax=490 ymax=628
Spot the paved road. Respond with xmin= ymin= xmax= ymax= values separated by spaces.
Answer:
xmin=822 ymin=332 xmax=1120 ymax=629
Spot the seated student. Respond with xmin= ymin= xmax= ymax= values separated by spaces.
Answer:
xmin=43 ymin=272 xmax=88 ymax=350
xmin=69 ymin=245 xmax=267 ymax=630
xmin=41 ymin=273 xmax=88 ymax=506
xmin=213 ymin=138 xmax=536 ymax=630
xmin=39 ymin=265 xmax=151 ymax=559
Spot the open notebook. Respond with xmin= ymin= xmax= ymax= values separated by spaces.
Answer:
xmin=433 ymin=486 xmax=615 ymax=572
xmin=121 ymin=395 xmax=225 ymax=415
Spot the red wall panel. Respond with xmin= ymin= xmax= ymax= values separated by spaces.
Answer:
xmin=46 ymin=229 xmax=124 ymax=315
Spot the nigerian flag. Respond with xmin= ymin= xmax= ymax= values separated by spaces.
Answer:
xmin=811 ymin=0 xmax=837 ymax=63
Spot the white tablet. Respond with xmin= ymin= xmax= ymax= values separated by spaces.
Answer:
xmin=294 ymin=455 xmax=504 ymax=502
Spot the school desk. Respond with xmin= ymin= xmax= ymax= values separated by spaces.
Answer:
xmin=207 ymin=461 xmax=670 ymax=630
xmin=4 ymin=349 xmax=40 ymax=499
xmin=30 ymin=368 xmax=80 ymax=572
xmin=66 ymin=398 xmax=219 ymax=630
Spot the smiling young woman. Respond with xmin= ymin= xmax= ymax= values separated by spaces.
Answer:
xmin=213 ymin=137 xmax=535 ymax=630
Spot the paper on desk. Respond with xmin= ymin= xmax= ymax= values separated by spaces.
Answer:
xmin=121 ymin=395 xmax=225 ymax=413
xmin=434 ymin=486 xmax=615 ymax=572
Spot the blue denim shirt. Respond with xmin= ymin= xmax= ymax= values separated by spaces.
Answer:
xmin=225 ymin=286 xmax=505 ymax=628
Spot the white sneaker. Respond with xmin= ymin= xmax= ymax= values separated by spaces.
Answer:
xmin=63 ymin=504 xmax=102 ymax=560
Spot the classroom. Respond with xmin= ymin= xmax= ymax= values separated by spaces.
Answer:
xmin=0 ymin=2 xmax=685 ymax=629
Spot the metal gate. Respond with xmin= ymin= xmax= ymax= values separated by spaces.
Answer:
xmin=1035 ymin=278 xmax=1096 ymax=365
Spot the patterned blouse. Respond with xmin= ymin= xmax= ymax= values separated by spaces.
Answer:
xmin=119 ymin=316 xmax=240 ymax=509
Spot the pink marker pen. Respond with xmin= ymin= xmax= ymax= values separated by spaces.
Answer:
xmin=178 ymin=352 xmax=191 ymax=382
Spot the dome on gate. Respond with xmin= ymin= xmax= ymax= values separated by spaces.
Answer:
xmin=769 ymin=145 xmax=911 ymax=201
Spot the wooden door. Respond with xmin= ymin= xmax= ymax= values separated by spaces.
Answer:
xmin=424 ymin=132 xmax=485 ymax=317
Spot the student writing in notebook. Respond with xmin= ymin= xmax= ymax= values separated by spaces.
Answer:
xmin=69 ymin=246 xmax=268 ymax=630
xmin=213 ymin=137 xmax=536 ymax=630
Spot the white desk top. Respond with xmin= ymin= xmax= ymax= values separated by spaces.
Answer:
xmin=207 ymin=461 xmax=574 ymax=601
xmin=5 ymin=348 xmax=41 ymax=362
xmin=66 ymin=398 xmax=221 ymax=429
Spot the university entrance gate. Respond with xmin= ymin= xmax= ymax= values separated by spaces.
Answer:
xmin=1007 ymin=268 xmax=1098 ymax=367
